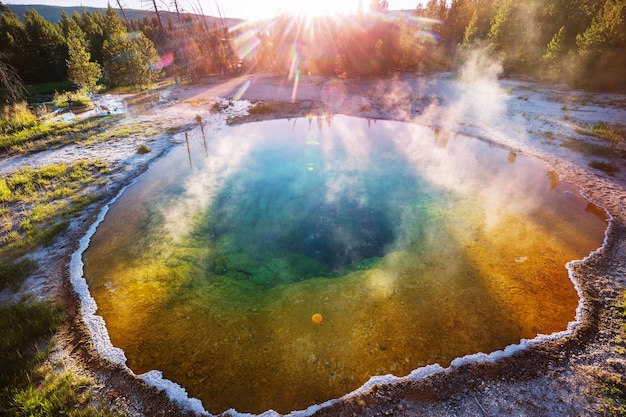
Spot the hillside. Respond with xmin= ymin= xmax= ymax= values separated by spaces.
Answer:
xmin=5 ymin=3 xmax=243 ymax=27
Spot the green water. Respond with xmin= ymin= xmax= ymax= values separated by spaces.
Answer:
xmin=84 ymin=115 xmax=607 ymax=414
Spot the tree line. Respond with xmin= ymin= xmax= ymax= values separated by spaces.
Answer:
xmin=0 ymin=3 xmax=165 ymax=94
xmin=416 ymin=0 xmax=626 ymax=89
xmin=0 ymin=0 xmax=625 ymax=102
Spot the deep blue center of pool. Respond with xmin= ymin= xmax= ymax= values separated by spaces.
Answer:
xmin=200 ymin=139 xmax=427 ymax=286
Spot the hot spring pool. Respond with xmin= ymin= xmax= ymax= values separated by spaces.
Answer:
xmin=82 ymin=115 xmax=607 ymax=414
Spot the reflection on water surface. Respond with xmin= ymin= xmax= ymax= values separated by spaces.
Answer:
xmin=84 ymin=115 xmax=607 ymax=414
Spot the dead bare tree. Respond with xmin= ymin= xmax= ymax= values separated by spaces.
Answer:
xmin=172 ymin=0 xmax=182 ymax=24
xmin=0 ymin=53 xmax=27 ymax=103
xmin=149 ymin=0 xmax=165 ymax=34
xmin=115 ymin=0 xmax=132 ymax=30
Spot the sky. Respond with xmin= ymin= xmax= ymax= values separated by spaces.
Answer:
xmin=5 ymin=0 xmax=426 ymax=20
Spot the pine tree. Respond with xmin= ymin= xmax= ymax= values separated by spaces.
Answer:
xmin=423 ymin=0 xmax=448 ymax=21
xmin=78 ymin=10 xmax=108 ymax=65
xmin=59 ymin=10 xmax=72 ymax=38
xmin=0 ymin=7 xmax=27 ymax=79
xmin=575 ymin=0 xmax=626 ymax=87
xmin=487 ymin=0 xmax=515 ymax=51
xmin=460 ymin=9 xmax=479 ymax=49
xmin=459 ymin=0 xmax=496 ymax=50
xmin=577 ymin=0 xmax=626 ymax=56
xmin=542 ymin=25 xmax=566 ymax=70
xmin=103 ymin=5 xmax=127 ymax=37
xmin=102 ymin=31 xmax=162 ymax=87
xmin=443 ymin=0 xmax=472 ymax=46
xmin=66 ymin=19 xmax=101 ymax=90
xmin=23 ymin=9 xmax=67 ymax=83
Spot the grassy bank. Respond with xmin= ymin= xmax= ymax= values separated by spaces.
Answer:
xmin=0 ymin=98 xmax=126 ymax=416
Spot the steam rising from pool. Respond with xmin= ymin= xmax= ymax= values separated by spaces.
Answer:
xmin=78 ymin=114 xmax=607 ymax=415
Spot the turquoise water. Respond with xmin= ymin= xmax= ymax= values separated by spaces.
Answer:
xmin=84 ymin=115 xmax=607 ymax=414
xmin=200 ymin=120 xmax=436 ymax=286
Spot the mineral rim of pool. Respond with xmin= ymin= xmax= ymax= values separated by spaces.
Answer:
xmin=83 ymin=115 xmax=607 ymax=414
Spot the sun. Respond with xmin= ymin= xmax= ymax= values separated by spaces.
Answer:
xmin=274 ymin=0 xmax=360 ymax=17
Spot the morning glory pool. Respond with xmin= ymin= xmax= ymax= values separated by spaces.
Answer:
xmin=83 ymin=115 xmax=607 ymax=414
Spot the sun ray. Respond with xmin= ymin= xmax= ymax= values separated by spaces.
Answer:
xmin=273 ymin=0 xmax=358 ymax=18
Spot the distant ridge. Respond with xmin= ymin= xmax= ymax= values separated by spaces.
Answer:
xmin=4 ymin=4 xmax=244 ymax=27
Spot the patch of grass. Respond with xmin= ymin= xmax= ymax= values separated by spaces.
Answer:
xmin=30 ymin=203 xmax=60 ymax=223
xmin=26 ymin=80 xmax=75 ymax=97
xmin=575 ymin=122 xmax=625 ymax=146
xmin=165 ymin=124 xmax=186 ymax=135
xmin=36 ymin=220 xmax=71 ymax=247
xmin=0 ymin=178 xmax=10 ymax=201
xmin=0 ymin=258 xmax=36 ymax=291
xmin=600 ymin=293 xmax=626 ymax=416
xmin=0 ymin=102 xmax=39 ymax=135
xmin=591 ymin=122 xmax=625 ymax=146
xmin=85 ymin=122 xmax=153 ymax=146
xmin=0 ymin=298 xmax=62 ymax=393
xmin=69 ymin=193 xmax=102 ymax=211
xmin=0 ymin=159 xmax=111 ymax=258
xmin=183 ymin=99 xmax=211 ymax=107
xmin=543 ymin=131 xmax=555 ymax=140
xmin=248 ymin=102 xmax=275 ymax=115
xmin=53 ymin=90 xmax=92 ymax=108
xmin=3 ymin=160 xmax=109 ymax=204
xmin=0 ymin=115 xmax=125 ymax=155
xmin=0 ymin=122 xmax=50 ymax=153
xmin=19 ymin=218 xmax=32 ymax=231
xmin=563 ymin=139 xmax=614 ymax=158
xmin=0 ymin=298 xmax=124 ymax=416
xmin=601 ymin=378 xmax=626 ymax=417
xmin=2 ymin=231 xmax=19 ymax=244
xmin=11 ymin=371 xmax=119 ymax=417
xmin=588 ymin=160 xmax=620 ymax=175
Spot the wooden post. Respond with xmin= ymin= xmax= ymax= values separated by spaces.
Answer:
xmin=185 ymin=132 xmax=193 ymax=170
xmin=200 ymin=124 xmax=208 ymax=157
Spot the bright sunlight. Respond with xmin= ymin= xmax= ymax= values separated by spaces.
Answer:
xmin=270 ymin=0 xmax=361 ymax=17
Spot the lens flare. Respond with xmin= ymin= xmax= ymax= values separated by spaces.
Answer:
xmin=287 ymin=43 xmax=300 ymax=80
xmin=232 ymin=30 xmax=261 ymax=60
xmin=154 ymin=52 xmax=174 ymax=70
xmin=233 ymin=80 xmax=251 ymax=101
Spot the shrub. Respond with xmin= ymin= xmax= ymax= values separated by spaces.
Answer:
xmin=137 ymin=144 xmax=151 ymax=154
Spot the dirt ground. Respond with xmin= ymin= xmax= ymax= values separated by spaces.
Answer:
xmin=2 ymin=68 xmax=626 ymax=416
